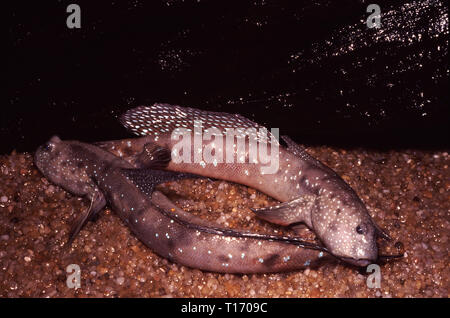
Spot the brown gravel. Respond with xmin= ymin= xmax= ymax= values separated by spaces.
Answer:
xmin=0 ymin=147 xmax=448 ymax=297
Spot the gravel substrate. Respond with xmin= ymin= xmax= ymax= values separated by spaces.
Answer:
xmin=0 ymin=147 xmax=448 ymax=297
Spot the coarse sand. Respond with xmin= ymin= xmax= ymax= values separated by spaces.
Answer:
xmin=0 ymin=146 xmax=448 ymax=297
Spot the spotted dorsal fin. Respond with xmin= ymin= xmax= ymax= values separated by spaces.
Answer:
xmin=120 ymin=104 xmax=280 ymax=145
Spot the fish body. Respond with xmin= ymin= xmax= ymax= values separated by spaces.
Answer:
xmin=34 ymin=136 xmax=330 ymax=273
xmin=97 ymin=104 xmax=388 ymax=266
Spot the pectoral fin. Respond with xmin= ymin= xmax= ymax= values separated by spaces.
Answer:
xmin=251 ymin=195 xmax=316 ymax=227
xmin=67 ymin=190 xmax=106 ymax=246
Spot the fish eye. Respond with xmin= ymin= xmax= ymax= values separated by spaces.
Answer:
xmin=43 ymin=142 xmax=53 ymax=152
xmin=356 ymin=224 xmax=365 ymax=235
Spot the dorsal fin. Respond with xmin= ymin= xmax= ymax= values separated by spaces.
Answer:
xmin=120 ymin=104 xmax=279 ymax=145
xmin=121 ymin=104 xmax=261 ymax=134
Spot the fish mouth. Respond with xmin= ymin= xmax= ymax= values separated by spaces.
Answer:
xmin=340 ymin=257 xmax=373 ymax=267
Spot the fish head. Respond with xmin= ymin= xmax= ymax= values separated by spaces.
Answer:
xmin=34 ymin=136 xmax=94 ymax=197
xmin=311 ymin=193 xmax=378 ymax=267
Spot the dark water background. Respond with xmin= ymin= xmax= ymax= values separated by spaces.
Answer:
xmin=5 ymin=0 xmax=449 ymax=153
